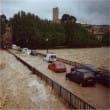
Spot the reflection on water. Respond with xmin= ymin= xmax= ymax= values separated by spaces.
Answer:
xmin=38 ymin=47 xmax=110 ymax=69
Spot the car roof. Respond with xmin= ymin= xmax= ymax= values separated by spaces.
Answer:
xmin=53 ymin=61 xmax=64 ymax=65
xmin=80 ymin=64 xmax=100 ymax=71
xmin=76 ymin=69 xmax=94 ymax=74
xmin=46 ymin=53 xmax=56 ymax=55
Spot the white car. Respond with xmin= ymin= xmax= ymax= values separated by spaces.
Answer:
xmin=22 ymin=48 xmax=31 ymax=55
xmin=43 ymin=53 xmax=57 ymax=62
xmin=11 ymin=44 xmax=17 ymax=49
xmin=22 ymin=48 xmax=28 ymax=52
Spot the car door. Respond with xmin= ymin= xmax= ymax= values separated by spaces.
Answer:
xmin=71 ymin=70 xmax=78 ymax=81
xmin=78 ymin=72 xmax=84 ymax=83
xmin=74 ymin=71 xmax=83 ymax=83
xmin=74 ymin=71 xmax=82 ymax=83
xmin=51 ymin=64 xmax=56 ymax=70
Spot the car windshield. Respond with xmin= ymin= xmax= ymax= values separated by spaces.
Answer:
xmin=50 ymin=55 xmax=56 ymax=58
xmin=84 ymin=72 xmax=94 ymax=78
xmin=56 ymin=63 xmax=64 ymax=67
xmin=71 ymin=70 xmax=76 ymax=74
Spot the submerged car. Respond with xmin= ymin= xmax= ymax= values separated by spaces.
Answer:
xmin=66 ymin=69 xmax=96 ymax=87
xmin=71 ymin=64 xmax=101 ymax=76
xmin=48 ymin=61 xmax=66 ymax=73
xmin=96 ymin=70 xmax=110 ymax=87
xmin=44 ymin=53 xmax=57 ymax=62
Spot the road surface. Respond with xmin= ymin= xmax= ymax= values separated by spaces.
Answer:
xmin=9 ymin=49 xmax=110 ymax=109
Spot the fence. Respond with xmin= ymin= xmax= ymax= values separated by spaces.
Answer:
xmin=8 ymin=50 xmax=96 ymax=109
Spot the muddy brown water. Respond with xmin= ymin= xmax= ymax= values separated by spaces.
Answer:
xmin=0 ymin=50 xmax=68 ymax=109
xmin=38 ymin=47 xmax=110 ymax=70
xmin=10 ymin=49 xmax=110 ymax=109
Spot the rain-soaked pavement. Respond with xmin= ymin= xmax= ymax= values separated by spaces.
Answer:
xmin=0 ymin=50 xmax=68 ymax=109
xmin=9 ymin=49 xmax=110 ymax=109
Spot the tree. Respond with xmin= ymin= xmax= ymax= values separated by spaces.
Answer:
xmin=61 ymin=14 xmax=101 ymax=48
xmin=61 ymin=14 xmax=76 ymax=23
xmin=61 ymin=14 xmax=77 ymax=47
xmin=0 ymin=14 xmax=6 ymax=35
xmin=10 ymin=11 xmax=65 ymax=49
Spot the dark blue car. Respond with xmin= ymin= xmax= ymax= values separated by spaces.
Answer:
xmin=71 ymin=64 xmax=101 ymax=76
xmin=66 ymin=69 xmax=96 ymax=87
xmin=96 ymin=71 xmax=110 ymax=87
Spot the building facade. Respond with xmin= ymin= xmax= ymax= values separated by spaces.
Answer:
xmin=82 ymin=24 xmax=110 ymax=40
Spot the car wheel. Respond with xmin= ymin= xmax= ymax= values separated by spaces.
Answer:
xmin=79 ymin=83 xmax=83 ymax=87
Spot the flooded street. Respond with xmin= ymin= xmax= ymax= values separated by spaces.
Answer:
xmin=9 ymin=49 xmax=110 ymax=109
xmin=38 ymin=47 xmax=110 ymax=69
xmin=0 ymin=50 xmax=68 ymax=109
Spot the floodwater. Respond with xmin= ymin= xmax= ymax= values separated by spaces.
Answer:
xmin=10 ymin=49 xmax=110 ymax=109
xmin=0 ymin=50 xmax=68 ymax=109
xmin=38 ymin=47 xmax=110 ymax=69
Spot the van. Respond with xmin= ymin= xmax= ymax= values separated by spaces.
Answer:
xmin=43 ymin=53 xmax=57 ymax=62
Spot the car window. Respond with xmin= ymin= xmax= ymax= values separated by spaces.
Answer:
xmin=71 ymin=70 xmax=76 ymax=74
xmin=85 ymin=64 xmax=100 ymax=71
xmin=51 ymin=55 xmax=56 ymax=58
xmin=73 ymin=71 xmax=81 ymax=76
xmin=84 ymin=72 xmax=94 ymax=78
xmin=77 ymin=65 xmax=84 ymax=69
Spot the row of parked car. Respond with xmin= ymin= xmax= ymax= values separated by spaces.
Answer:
xmin=43 ymin=53 xmax=110 ymax=87
xmin=12 ymin=45 xmax=110 ymax=88
xmin=11 ymin=44 xmax=37 ymax=56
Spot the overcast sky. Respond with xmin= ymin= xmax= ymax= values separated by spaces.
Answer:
xmin=0 ymin=0 xmax=110 ymax=25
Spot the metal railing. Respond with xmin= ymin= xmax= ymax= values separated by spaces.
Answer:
xmin=8 ymin=50 xmax=96 ymax=109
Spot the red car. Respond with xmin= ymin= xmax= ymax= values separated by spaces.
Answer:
xmin=48 ymin=61 xmax=66 ymax=73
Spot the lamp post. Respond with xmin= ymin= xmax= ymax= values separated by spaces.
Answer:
xmin=46 ymin=38 xmax=48 ymax=53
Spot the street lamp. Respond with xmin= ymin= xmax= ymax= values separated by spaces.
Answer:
xmin=46 ymin=38 xmax=48 ymax=53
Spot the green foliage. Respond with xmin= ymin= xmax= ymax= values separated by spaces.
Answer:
xmin=10 ymin=11 xmax=65 ymax=48
xmin=61 ymin=14 xmax=100 ymax=47
xmin=9 ymin=11 xmax=102 ymax=48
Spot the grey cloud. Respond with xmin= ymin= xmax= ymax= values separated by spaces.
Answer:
xmin=1 ymin=0 xmax=21 ymax=4
xmin=1 ymin=0 xmax=109 ymax=24
xmin=82 ymin=1 xmax=109 ymax=16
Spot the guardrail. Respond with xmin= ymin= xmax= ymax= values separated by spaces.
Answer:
xmin=8 ymin=50 xmax=96 ymax=109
